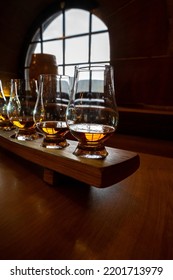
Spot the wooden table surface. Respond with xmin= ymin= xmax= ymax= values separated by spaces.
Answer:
xmin=0 ymin=135 xmax=173 ymax=260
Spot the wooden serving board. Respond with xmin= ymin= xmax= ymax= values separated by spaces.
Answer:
xmin=0 ymin=130 xmax=140 ymax=188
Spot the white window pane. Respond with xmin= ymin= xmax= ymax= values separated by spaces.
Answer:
xmin=66 ymin=36 xmax=88 ymax=64
xmin=57 ymin=66 xmax=63 ymax=75
xmin=43 ymin=41 xmax=63 ymax=65
xmin=66 ymin=9 xmax=89 ymax=36
xmin=58 ymin=66 xmax=75 ymax=78
xmin=34 ymin=43 xmax=41 ymax=54
xmin=92 ymin=14 xmax=108 ymax=32
xmin=43 ymin=14 xmax=63 ymax=40
xmin=91 ymin=33 xmax=110 ymax=62
xmin=65 ymin=66 xmax=75 ymax=77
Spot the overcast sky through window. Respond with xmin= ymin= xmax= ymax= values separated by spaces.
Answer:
xmin=33 ymin=9 xmax=110 ymax=76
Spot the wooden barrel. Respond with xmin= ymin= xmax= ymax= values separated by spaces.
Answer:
xmin=29 ymin=53 xmax=58 ymax=80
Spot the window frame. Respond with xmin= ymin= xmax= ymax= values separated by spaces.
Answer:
xmin=24 ymin=8 xmax=110 ymax=77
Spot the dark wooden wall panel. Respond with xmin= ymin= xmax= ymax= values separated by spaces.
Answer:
xmin=107 ymin=0 xmax=169 ymax=57
xmin=114 ymin=57 xmax=173 ymax=107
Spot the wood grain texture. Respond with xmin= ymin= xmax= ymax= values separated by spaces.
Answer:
xmin=0 ymin=130 xmax=140 ymax=188
xmin=0 ymin=144 xmax=173 ymax=260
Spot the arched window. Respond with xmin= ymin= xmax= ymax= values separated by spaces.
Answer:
xmin=25 ymin=8 xmax=110 ymax=77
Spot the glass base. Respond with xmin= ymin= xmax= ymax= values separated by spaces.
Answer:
xmin=73 ymin=143 xmax=108 ymax=159
xmin=12 ymin=129 xmax=40 ymax=141
xmin=0 ymin=121 xmax=15 ymax=131
xmin=42 ymin=137 xmax=69 ymax=149
xmin=3 ymin=126 xmax=15 ymax=131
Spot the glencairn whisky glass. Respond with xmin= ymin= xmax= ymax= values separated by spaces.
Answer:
xmin=0 ymin=79 xmax=14 ymax=130
xmin=66 ymin=65 xmax=119 ymax=159
xmin=7 ymin=78 xmax=39 ymax=140
xmin=33 ymin=74 xmax=70 ymax=149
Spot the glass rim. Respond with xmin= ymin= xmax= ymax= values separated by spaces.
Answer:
xmin=39 ymin=73 xmax=70 ymax=79
xmin=74 ymin=64 xmax=112 ymax=71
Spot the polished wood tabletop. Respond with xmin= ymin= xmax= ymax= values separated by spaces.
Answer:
xmin=0 ymin=130 xmax=140 ymax=188
xmin=0 ymin=134 xmax=173 ymax=260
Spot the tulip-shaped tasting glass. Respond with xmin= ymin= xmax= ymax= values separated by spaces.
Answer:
xmin=33 ymin=74 xmax=70 ymax=149
xmin=66 ymin=65 xmax=119 ymax=159
xmin=7 ymin=78 xmax=39 ymax=140
xmin=0 ymin=80 xmax=14 ymax=130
